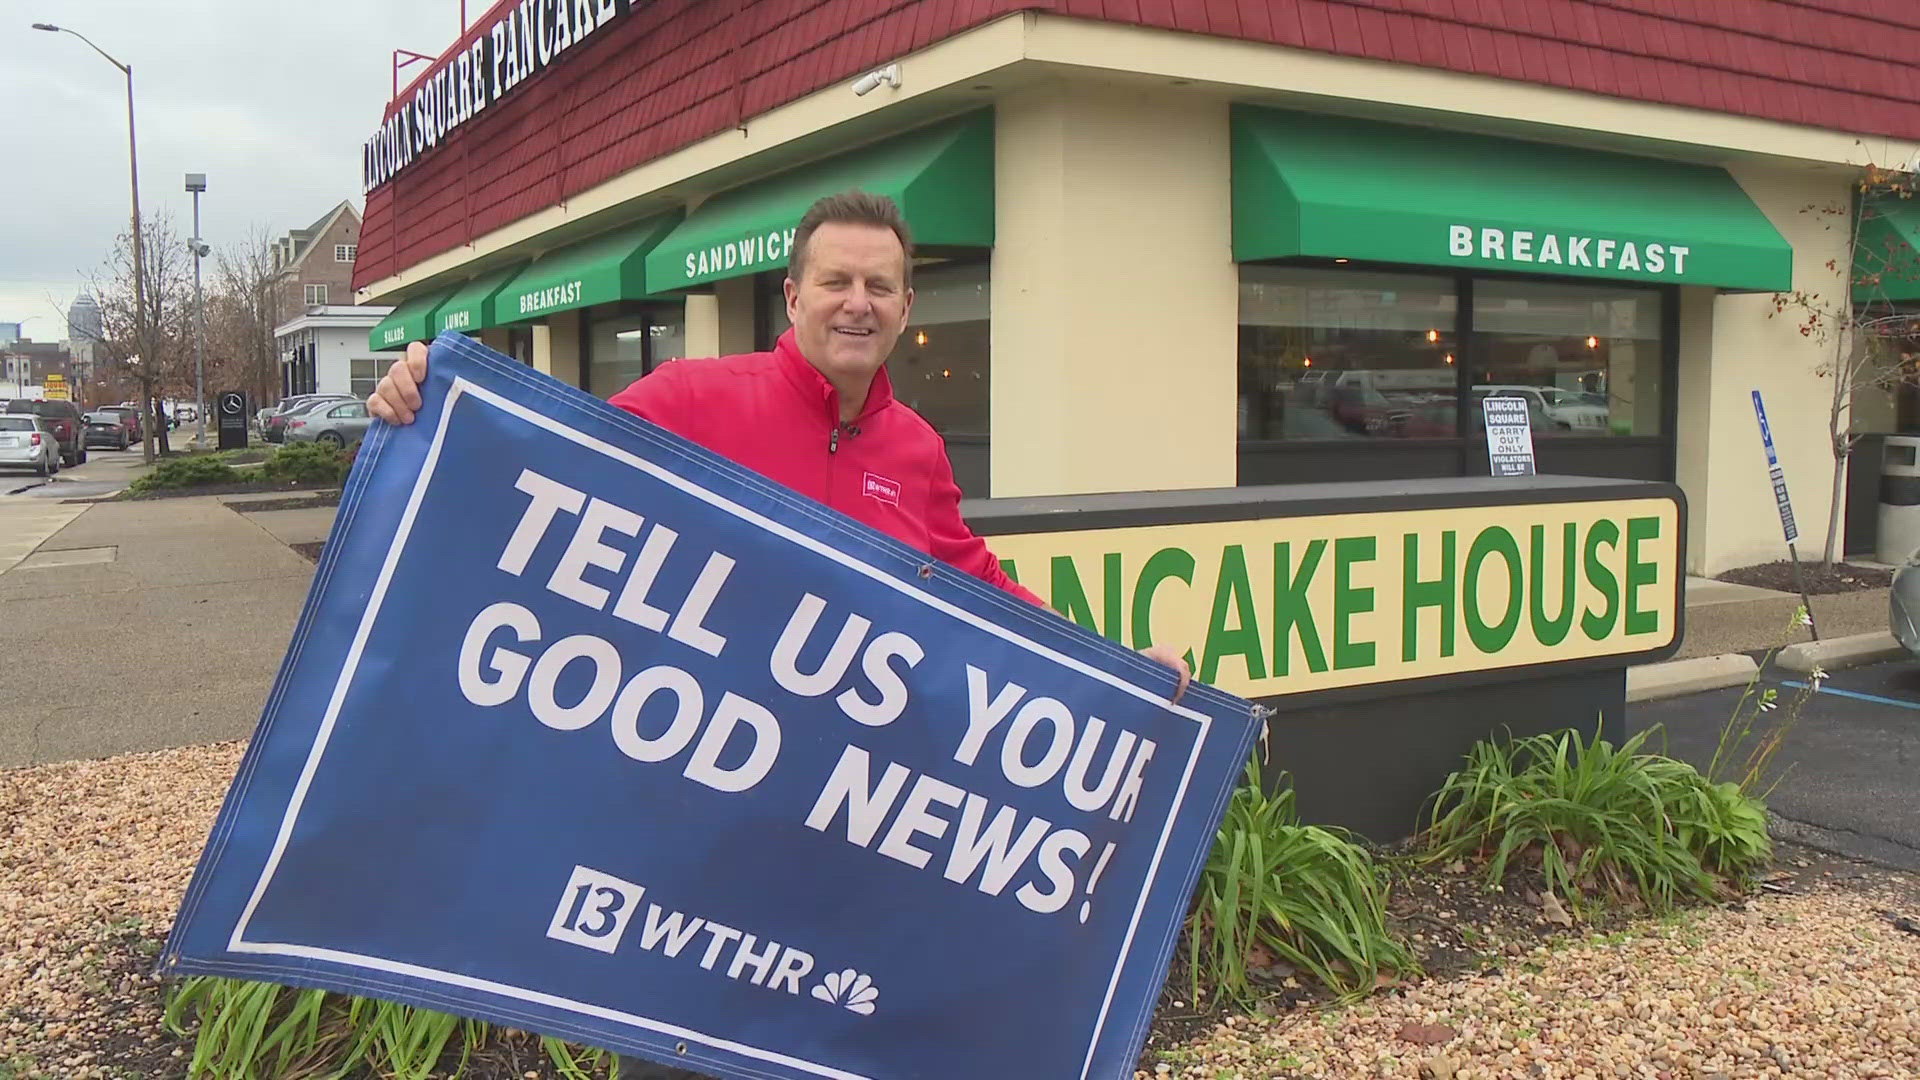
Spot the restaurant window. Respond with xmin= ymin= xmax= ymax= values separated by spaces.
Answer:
xmin=753 ymin=261 xmax=990 ymax=436
xmin=1238 ymin=268 xmax=1458 ymax=441
xmin=1470 ymin=279 xmax=1663 ymax=438
xmin=587 ymin=307 xmax=687 ymax=399
xmin=891 ymin=262 xmax=989 ymax=436
xmin=349 ymin=358 xmax=380 ymax=399
xmin=507 ymin=326 xmax=535 ymax=366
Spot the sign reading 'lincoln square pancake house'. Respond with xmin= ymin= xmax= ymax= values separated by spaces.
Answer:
xmin=363 ymin=0 xmax=643 ymax=193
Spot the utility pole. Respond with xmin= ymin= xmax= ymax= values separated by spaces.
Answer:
xmin=187 ymin=173 xmax=209 ymax=449
xmin=36 ymin=23 xmax=152 ymax=462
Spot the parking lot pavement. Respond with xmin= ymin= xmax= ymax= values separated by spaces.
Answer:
xmin=1630 ymin=658 xmax=1920 ymax=871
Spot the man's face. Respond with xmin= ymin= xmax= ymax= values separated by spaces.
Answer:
xmin=784 ymin=222 xmax=914 ymax=392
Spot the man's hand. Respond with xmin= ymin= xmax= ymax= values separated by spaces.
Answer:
xmin=367 ymin=342 xmax=429 ymax=425
xmin=1140 ymin=643 xmax=1191 ymax=704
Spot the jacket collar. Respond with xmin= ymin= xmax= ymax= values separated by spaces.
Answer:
xmin=773 ymin=328 xmax=895 ymax=424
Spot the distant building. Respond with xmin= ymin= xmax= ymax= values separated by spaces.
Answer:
xmin=0 ymin=340 xmax=74 ymax=395
xmin=0 ymin=323 xmax=20 ymax=349
xmin=65 ymin=293 xmax=102 ymax=342
xmin=270 ymin=201 xmax=361 ymax=322
xmin=62 ymin=292 xmax=104 ymax=388
xmin=274 ymin=305 xmax=392 ymax=402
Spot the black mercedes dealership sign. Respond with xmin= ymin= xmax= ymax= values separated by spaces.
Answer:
xmin=218 ymin=391 xmax=249 ymax=451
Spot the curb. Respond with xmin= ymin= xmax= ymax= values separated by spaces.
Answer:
xmin=1777 ymin=631 xmax=1907 ymax=675
xmin=1627 ymin=632 xmax=1913 ymax=703
xmin=1626 ymin=653 xmax=1759 ymax=702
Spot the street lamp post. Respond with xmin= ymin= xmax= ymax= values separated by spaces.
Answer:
xmin=33 ymin=21 xmax=152 ymax=463
xmin=187 ymin=173 xmax=209 ymax=448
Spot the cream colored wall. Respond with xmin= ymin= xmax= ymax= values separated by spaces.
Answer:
xmin=684 ymin=294 xmax=721 ymax=359
xmin=714 ymin=276 xmax=761 ymax=355
xmin=532 ymin=316 xmax=583 ymax=387
xmin=990 ymin=83 xmax=1238 ymax=497
xmin=1676 ymin=164 xmax=1854 ymax=575
xmin=1674 ymin=287 xmax=1717 ymax=573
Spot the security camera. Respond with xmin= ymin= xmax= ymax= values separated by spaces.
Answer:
xmin=852 ymin=64 xmax=901 ymax=96
xmin=189 ymin=240 xmax=211 ymax=257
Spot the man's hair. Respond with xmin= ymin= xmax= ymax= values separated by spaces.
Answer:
xmin=788 ymin=189 xmax=915 ymax=290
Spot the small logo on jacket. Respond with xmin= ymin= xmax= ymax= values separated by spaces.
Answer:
xmin=862 ymin=472 xmax=901 ymax=507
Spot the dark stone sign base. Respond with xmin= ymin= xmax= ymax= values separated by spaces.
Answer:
xmin=1257 ymin=667 xmax=1625 ymax=841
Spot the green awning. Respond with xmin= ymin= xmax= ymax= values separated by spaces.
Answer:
xmin=1232 ymin=107 xmax=1794 ymax=292
xmin=646 ymin=110 xmax=994 ymax=290
xmin=433 ymin=263 xmax=528 ymax=336
xmin=1855 ymin=198 xmax=1920 ymax=304
xmin=369 ymin=284 xmax=459 ymax=352
xmin=496 ymin=214 xmax=681 ymax=323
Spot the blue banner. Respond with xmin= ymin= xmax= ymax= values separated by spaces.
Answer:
xmin=163 ymin=333 xmax=1262 ymax=1080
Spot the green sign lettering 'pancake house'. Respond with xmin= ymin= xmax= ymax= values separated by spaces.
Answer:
xmin=990 ymin=498 xmax=1680 ymax=700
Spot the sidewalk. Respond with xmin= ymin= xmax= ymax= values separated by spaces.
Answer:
xmin=1676 ymin=575 xmax=1890 ymax=659
xmin=0 ymin=493 xmax=314 ymax=768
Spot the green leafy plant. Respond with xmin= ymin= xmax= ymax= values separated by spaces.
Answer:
xmin=1188 ymin=759 xmax=1412 ymax=1002
xmin=162 ymin=976 xmax=625 ymax=1079
xmin=128 ymin=455 xmax=240 ymax=494
xmin=1420 ymin=725 xmax=1772 ymax=916
xmin=1712 ymin=605 xmax=1818 ymax=798
xmin=262 ymin=442 xmax=350 ymax=485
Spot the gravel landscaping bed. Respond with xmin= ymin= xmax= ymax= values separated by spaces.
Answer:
xmin=4 ymin=742 xmax=1918 ymax=1079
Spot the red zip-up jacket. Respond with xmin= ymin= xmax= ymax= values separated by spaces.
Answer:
xmin=608 ymin=330 xmax=1043 ymax=605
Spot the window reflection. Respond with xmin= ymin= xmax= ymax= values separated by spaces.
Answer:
xmin=889 ymin=263 xmax=989 ymax=436
xmin=1470 ymin=280 xmax=1662 ymax=438
xmin=588 ymin=308 xmax=686 ymax=400
xmin=1239 ymin=268 xmax=1458 ymax=440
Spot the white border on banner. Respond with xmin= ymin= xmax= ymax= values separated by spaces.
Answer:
xmin=224 ymin=379 xmax=1217 ymax=1080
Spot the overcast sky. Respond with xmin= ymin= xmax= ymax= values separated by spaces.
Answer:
xmin=1 ymin=1 xmax=466 ymax=339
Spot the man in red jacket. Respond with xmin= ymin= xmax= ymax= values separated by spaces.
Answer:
xmin=372 ymin=189 xmax=1188 ymax=1077
xmin=373 ymin=189 xmax=1184 ymax=678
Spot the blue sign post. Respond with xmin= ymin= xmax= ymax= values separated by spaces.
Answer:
xmin=1751 ymin=390 xmax=1818 ymax=639
xmin=163 ymin=334 xmax=1262 ymax=1080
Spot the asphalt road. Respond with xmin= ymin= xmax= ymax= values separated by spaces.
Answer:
xmin=2 ymin=440 xmax=151 ymax=499
xmin=1630 ymin=658 xmax=1920 ymax=871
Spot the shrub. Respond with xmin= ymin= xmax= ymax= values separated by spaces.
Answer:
xmin=1188 ymin=759 xmax=1412 ymax=1002
xmin=128 ymin=455 xmax=239 ymax=495
xmin=264 ymin=442 xmax=350 ymax=485
xmin=1419 ymin=726 xmax=1772 ymax=916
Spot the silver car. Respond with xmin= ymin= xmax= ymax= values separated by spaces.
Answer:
xmin=0 ymin=415 xmax=60 ymax=477
xmin=284 ymin=399 xmax=373 ymax=448
xmin=1892 ymin=563 xmax=1920 ymax=659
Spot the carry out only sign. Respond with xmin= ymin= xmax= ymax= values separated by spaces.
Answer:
xmin=162 ymin=334 xmax=1260 ymax=1080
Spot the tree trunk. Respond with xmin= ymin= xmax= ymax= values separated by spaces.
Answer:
xmin=1823 ymin=442 xmax=1849 ymax=566
xmin=151 ymin=394 xmax=172 ymax=456
xmin=139 ymin=379 xmax=155 ymax=464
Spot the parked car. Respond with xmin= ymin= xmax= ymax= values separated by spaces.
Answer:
xmin=95 ymin=404 xmax=143 ymax=443
xmin=263 ymin=394 xmax=356 ymax=443
xmin=285 ymin=399 xmax=373 ymax=447
xmin=3 ymin=398 xmax=86 ymax=467
xmin=83 ymin=411 xmax=132 ymax=450
xmin=1472 ymin=384 xmax=1609 ymax=432
xmin=0 ymin=415 xmax=61 ymax=477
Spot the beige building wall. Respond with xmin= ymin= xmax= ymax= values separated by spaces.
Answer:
xmin=714 ymin=276 xmax=761 ymax=356
xmin=1676 ymin=164 xmax=1854 ymax=575
xmin=684 ymin=294 xmax=722 ymax=359
xmin=990 ymin=82 xmax=1238 ymax=497
xmin=532 ymin=317 xmax=583 ymax=387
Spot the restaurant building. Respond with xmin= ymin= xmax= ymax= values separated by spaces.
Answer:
xmin=354 ymin=1 xmax=1920 ymax=576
